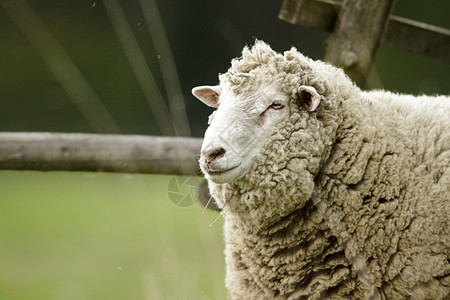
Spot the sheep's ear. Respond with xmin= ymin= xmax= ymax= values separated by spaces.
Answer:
xmin=298 ymin=85 xmax=320 ymax=112
xmin=192 ymin=85 xmax=221 ymax=108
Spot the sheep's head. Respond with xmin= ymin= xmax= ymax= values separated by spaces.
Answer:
xmin=193 ymin=41 xmax=331 ymax=185
xmin=193 ymin=82 xmax=320 ymax=184
xmin=192 ymin=41 xmax=352 ymax=226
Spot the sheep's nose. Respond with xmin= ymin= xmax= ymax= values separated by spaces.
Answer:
xmin=203 ymin=147 xmax=226 ymax=165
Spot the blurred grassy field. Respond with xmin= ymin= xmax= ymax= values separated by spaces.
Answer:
xmin=0 ymin=171 xmax=227 ymax=300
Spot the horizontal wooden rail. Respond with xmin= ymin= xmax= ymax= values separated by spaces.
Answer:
xmin=0 ymin=132 xmax=203 ymax=175
xmin=279 ymin=0 xmax=450 ymax=61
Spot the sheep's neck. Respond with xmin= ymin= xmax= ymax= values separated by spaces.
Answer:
xmin=224 ymin=199 xmax=356 ymax=298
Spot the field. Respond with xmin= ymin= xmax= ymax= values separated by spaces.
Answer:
xmin=0 ymin=171 xmax=227 ymax=299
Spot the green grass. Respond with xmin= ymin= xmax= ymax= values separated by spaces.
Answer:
xmin=0 ymin=171 xmax=227 ymax=300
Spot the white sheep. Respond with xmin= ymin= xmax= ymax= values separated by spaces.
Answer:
xmin=192 ymin=40 xmax=449 ymax=299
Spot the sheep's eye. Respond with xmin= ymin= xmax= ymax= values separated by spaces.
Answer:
xmin=269 ymin=102 xmax=285 ymax=110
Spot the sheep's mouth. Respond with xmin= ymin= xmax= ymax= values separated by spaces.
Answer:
xmin=206 ymin=164 xmax=240 ymax=176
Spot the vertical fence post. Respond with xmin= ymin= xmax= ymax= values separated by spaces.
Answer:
xmin=324 ymin=0 xmax=397 ymax=87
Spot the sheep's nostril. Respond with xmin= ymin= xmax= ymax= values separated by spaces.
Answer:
xmin=204 ymin=147 xmax=226 ymax=164
xmin=210 ymin=147 xmax=226 ymax=159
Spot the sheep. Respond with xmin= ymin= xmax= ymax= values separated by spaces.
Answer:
xmin=192 ymin=40 xmax=449 ymax=299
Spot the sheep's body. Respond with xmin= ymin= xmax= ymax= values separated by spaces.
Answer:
xmin=214 ymin=91 xmax=449 ymax=299
xmin=195 ymin=41 xmax=449 ymax=299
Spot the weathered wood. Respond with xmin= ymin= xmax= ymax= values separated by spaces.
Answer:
xmin=323 ymin=0 xmax=396 ymax=87
xmin=386 ymin=16 xmax=450 ymax=61
xmin=0 ymin=133 xmax=202 ymax=175
xmin=278 ymin=0 xmax=338 ymax=32
xmin=279 ymin=0 xmax=450 ymax=62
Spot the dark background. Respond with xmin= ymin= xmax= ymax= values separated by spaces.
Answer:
xmin=0 ymin=0 xmax=449 ymax=137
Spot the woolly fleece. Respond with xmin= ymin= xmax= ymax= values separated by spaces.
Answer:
xmin=206 ymin=41 xmax=449 ymax=299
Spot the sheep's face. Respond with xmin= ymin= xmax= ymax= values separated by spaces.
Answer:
xmin=193 ymin=83 xmax=292 ymax=184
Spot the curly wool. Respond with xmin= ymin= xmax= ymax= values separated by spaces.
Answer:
xmin=208 ymin=41 xmax=450 ymax=299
